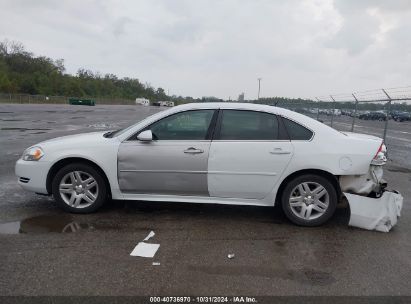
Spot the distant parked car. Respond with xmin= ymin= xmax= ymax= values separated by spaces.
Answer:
xmin=158 ymin=101 xmax=174 ymax=107
xmin=359 ymin=111 xmax=387 ymax=121
xmin=341 ymin=110 xmax=352 ymax=116
xmin=390 ymin=111 xmax=411 ymax=122
xmin=320 ymin=109 xmax=341 ymax=116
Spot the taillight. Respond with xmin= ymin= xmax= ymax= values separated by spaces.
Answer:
xmin=372 ymin=142 xmax=387 ymax=165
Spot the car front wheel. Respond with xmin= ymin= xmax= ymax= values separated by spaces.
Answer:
xmin=52 ymin=163 xmax=108 ymax=213
xmin=281 ymin=174 xmax=337 ymax=226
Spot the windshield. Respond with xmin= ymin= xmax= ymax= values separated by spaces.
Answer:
xmin=104 ymin=124 xmax=135 ymax=138
xmin=104 ymin=111 xmax=167 ymax=138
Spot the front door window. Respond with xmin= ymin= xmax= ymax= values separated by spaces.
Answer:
xmin=149 ymin=110 xmax=215 ymax=140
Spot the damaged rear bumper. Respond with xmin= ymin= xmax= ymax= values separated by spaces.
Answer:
xmin=344 ymin=191 xmax=403 ymax=232
xmin=340 ymin=164 xmax=403 ymax=232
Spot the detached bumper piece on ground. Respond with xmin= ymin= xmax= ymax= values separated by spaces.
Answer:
xmin=340 ymin=163 xmax=404 ymax=232
xmin=345 ymin=191 xmax=403 ymax=232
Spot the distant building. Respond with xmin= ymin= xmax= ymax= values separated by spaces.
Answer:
xmin=238 ymin=93 xmax=245 ymax=102
xmin=135 ymin=98 xmax=150 ymax=106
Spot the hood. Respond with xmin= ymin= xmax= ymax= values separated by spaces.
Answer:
xmin=37 ymin=131 xmax=109 ymax=147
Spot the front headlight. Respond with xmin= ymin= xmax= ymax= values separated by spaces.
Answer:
xmin=22 ymin=146 xmax=44 ymax=161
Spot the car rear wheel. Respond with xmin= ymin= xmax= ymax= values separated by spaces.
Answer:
xmin=52 ymin=163 xmax=107 ymax=213
xmin=281 ymin=174 xmax=337 ymax=226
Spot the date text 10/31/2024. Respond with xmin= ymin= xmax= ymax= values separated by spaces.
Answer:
xmin=150 ymin=297 xmax=258 ymax=303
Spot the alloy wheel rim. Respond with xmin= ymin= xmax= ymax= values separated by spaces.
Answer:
xmin=59 ymin=171 xmax=98 ymax=209
xmin=289 ymin=181 xmax=329 ymax=221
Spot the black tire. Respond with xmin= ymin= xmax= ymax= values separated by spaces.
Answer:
xmin=52 ymin=163 xmax=108 ymax=213
xmin=281 ymin=174 xmax=338 ymax=227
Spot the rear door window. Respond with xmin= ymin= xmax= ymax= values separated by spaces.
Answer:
xmin=217 ymin=110 xmax=279 ymax=140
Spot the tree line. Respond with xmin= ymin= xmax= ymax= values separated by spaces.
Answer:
xmin=0 ymin=39 xmax=410 ymax=111
xmin=0 ymin=40 xmax=172 ymax=102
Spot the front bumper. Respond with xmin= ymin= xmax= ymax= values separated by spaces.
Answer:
xmin=15 ymin=159 xmax=50 ymax=194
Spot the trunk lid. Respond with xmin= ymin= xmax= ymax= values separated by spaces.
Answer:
xmin=340 ymin=131 xmax=382 ymax=143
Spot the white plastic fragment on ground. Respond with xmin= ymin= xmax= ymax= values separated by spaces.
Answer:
xmin=143 ymin=230 xmax=155 ymax=241
xmin=345 ymin=191 xmax=403 ymax=232
xmin=130 ymin=230 xmax=160 ymax=258
xmin=0 ymin=221 xmax=21 ymax=234
xmin=227 ymin=253 xmax=235 ymax=259
xmin=152 ymin=262 xmax=161 ymax=266
xmin=130 ymin=242 xmax=160 ymax=257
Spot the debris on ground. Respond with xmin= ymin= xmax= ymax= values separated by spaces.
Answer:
xmin=345 ymin=191 xmax=403 ymax=232
xmin=143 ymin=231 xmax=155 ymax=241
xmin=130 ymin=230 xmax=160 ymax=258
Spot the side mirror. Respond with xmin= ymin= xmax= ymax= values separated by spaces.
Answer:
xmin=137 ymin=130 xmax=153 ymax=141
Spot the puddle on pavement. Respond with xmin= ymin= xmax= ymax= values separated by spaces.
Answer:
xmin=0 ymin=215 xmax=111 ymax=234
xmin=88 ymin=123 xmax=119 ymax=129
xmin=0 ymin=214 xmax=155 ymax=235
xmin=1 ymin=127 xmax=51 ymax=131
xmin=387 ymin=166 xmax=411 ymax=174
xmin=72 ymin=110 xmax=93 ymax=113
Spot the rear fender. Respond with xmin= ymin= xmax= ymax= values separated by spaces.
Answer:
xmin=340 ymin=165 xmax=386 ymax=196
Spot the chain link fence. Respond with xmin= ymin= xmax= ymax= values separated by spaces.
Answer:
xmin=274 ymin=87 xmax=411 ymax=143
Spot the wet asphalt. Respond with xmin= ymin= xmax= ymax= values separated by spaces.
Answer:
xmin=0 ymin=104 xmax=410 ymax=296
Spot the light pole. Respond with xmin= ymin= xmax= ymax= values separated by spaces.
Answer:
xmin=257 ymin=78 xmax=262 ymax=100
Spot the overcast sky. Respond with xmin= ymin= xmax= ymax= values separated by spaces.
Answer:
xmin=1 ymin=0 xmax=410 ymax=99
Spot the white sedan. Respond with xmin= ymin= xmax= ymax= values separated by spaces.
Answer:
xmin=15 ymin=103 xmax=390 ymax=227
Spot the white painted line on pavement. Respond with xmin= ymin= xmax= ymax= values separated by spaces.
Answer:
xmin=333 ymin=122 xmax=411 ymax=143
xmin=334 ymin=121 xmax=411 ymax=135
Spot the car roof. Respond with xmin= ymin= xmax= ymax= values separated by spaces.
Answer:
xmin=174 ymin=102 xmax=299 ymax=116
xmin=170 ymin=102 xmax=343 ymax=136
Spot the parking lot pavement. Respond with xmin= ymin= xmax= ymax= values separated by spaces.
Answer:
xmin=0 ymin=104 xmax=410 ymax=296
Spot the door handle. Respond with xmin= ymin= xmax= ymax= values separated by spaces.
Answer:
xmin=184 ymin=147 xmax=204 ymax=154
xmin=270 ymin=148 xmax=291 ymax=155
